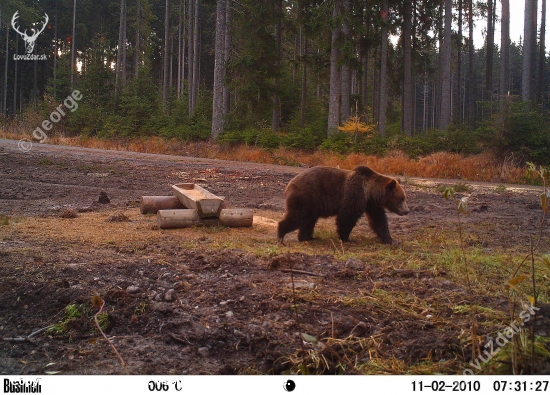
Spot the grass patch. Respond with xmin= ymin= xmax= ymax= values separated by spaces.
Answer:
xmin=38 ymin=158 xmax=54 ymax=166
xmin=436 ymin=182 xmax=472 ymax=193
xmin=49 ymin=304 xmax=87 ymax=337
xmin=0 ymin=215 xmax=9 ymax=226
xmin=49 ymin=303 xmax=110 ymax=340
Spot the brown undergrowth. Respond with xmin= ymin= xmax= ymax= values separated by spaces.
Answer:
xmin=0 ymin=131 xmax=532 ymax=184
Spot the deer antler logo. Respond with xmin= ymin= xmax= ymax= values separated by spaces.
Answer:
xmin=11 ymin=11 xmax=49 ymax=54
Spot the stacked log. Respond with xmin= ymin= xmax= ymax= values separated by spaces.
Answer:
xmin=141 ymin=183 xmax=253 ymax=229
xmin=140 ymin=196 xmax=183 ymax=214
xmin=156 ymin=208 xmax=253 ymax=229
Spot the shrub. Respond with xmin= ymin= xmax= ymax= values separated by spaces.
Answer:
xmin=281 ymin=127 xmax=325 ymax=151
xmin=219 ymin=128 xmax=281 ymax=149
xmin=320 ymin=132 xmax=354 ymax=154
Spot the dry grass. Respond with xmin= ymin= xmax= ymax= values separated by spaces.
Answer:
xmin=0 ymin=130 xmax=532 ymax=184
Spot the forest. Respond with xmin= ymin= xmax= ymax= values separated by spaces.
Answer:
xmin=1 ymin=0 xmax=550 ymax=165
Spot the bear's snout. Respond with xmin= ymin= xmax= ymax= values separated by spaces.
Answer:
xmin=397 ymin=202 xmax=410 ymax=216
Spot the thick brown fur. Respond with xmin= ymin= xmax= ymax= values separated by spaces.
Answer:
xmin=277 ymin=165 xmax=409 ymax=244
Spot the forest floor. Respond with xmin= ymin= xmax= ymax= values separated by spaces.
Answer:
xmin=0 ymin=138 xmax=549 ymax=375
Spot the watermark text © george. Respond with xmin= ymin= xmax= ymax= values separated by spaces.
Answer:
xmin=18 ymin=90 xmax=83 ymax=153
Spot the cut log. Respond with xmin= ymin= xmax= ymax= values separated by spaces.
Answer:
xmin=140 ymin=196 xmax=184 ymax=214
xmin=172 ymin=183 xmax=224 ymax=218
xmin=156 ymin=208 xmax=253 ymax=229
xmin=219 ymin=208 xmax=253 ymax=227
xmin=157 ymin=209 xmax=204 ymax=229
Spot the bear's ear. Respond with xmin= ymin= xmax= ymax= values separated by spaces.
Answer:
xmin=387 ymin=179 xmax=397 ymax=190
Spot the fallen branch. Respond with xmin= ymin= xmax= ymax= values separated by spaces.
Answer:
xmin=280 ymin=268 xmax=324 ymax=278
xmin=1 ymin=325 xmax=54 ymax=345
xmin=28 ymin=325 xmax=54 ymax=338
xmin=93 ymin=299 xmax=129 ymax=375
xmin=168 ymin=332 xmax=191 ymax=345
xmin=1 ymin=337 xmax=37 ymax=345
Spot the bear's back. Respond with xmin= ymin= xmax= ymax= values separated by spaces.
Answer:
xmin=285 ymin=166 xmax=351 ymax=217
xmin=286 ymin=166 xmax=349 ymax=193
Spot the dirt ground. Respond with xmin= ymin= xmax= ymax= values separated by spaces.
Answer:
xmin=1 ymin=139 xmax=549 ymax=375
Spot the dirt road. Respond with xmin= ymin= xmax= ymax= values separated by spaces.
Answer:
xmin=1 ymin=139 xmax=548 ymax=375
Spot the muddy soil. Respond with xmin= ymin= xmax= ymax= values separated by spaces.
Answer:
xmin=0 ymin=139 xmax=549 ymax=375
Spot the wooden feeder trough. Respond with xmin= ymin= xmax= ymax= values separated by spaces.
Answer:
xmin=171 ymin=183 xmax=224 ymax=218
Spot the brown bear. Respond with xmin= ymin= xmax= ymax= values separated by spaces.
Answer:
xmin=277 ymin=165 xmax=409 ymax=244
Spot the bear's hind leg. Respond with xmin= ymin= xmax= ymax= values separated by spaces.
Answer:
xmin=336 ymin=210 xmax=362 ymax=242
xmin=298 ymin=219 xmax=317 ymax=241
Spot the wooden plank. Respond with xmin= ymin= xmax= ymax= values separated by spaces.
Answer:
xmin=140 ymin=196 xmax=184 ymax=214
xmin=219 ymin=208 xmax=253 ymax=227
xmin=172 ymin=183 xmax=224 ymax=218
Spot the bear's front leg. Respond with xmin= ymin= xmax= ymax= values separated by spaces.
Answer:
xmin=365 ymin=206 xmax=393 ymax=244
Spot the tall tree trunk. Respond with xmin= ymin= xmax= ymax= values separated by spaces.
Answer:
xmin=13 ymin=34 xmax=18 ymax=115
xmin=378 ymin=0 xmax=389 ymax=137
xmin=500 ymin=0 xmax=510 ymax=98
xmin=523 ymin=0 xmax=535 ymax=101
xmin=362 ymin=16 xmax=371 ymax=117
xmin=467 ymin=0 xmax=475 ymax=127
xmin=3 ymin=21 xmax=8 ymax=115
xmin=423 ymin=73 xmax=428 ymax=130
xmin=436 ymin=1 xmax=444 ymax=127
xmin=486 ymin=0 xmax=494 ymax=100
xmin=181 ymin=0 xmax=187 ymax=96
xmin=272 ymin=0 xmax=282 ymax=132
xmin=188 ymin=0 xmax=194 ymax=113
xmin=327 ymin=1 xmax=341 ymax=135
xmin=212 ymin=0 xmax=226 ymax=140
xmin=191 ymin=0 xmax=200 ymax=114
xmin=340 ymin=0 xmax=351 ymax=123
xmin=33 ymin=45 xmax=38 ymax=103
xmin=170 ymin=35 xmax=174 ymax=87
xmin=402 ymin=1 xmax=414 ymax=135
xmin=223 ymin=0 xmax=231 ymax=115
xmin=362 ymin=50 xmax=369 ymax=116
xmin=71 ymin=0 xmax=77 ymax=89
xmin=115 ymin=0 xmax=126 ymax=105
xmin=0 ymin=9 xmax=2 ymax=114
xmin=135 ymin=0 xmax=141 ymax=78
xmin=163 ymin=0 xmax=170 ymax=111
xmin=439 ymin=0 xmax=452 ymax=129
xmin=300 ymin=31 xmax=307 ymax=128
xmin=538 ymin=0 xmax=547 ymax=103
xmin=532 ymin=0 xmax=538 ymax=101
xmin=456 ymin=0 xmax=463 ymax=121
xmin=177 ymin=1 xmax=183 ymax=98
xmin=53 ymin=1 xmax=58 ymax=98
xmin=122 ymin=0 xmax=127 ymax=87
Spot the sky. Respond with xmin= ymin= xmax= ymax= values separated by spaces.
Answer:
xmin=475 ymin=1 xmax=547 ymax=49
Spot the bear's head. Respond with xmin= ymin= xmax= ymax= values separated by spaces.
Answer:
xmin=354 ymin=166 xmax=410 ymax=216
xmin=384 ymin=179 xmax=409 ymax=216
